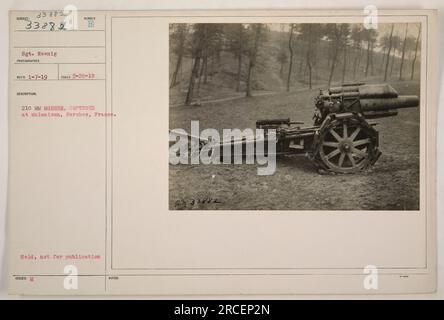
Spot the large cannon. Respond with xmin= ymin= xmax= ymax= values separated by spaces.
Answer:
xmin=172 ymin=83 xmax=419 ymax=174
xmin=314 ymin=83 xmax=419 ymax=123
xmin=255 ymin=83 xmax=419 ymax=173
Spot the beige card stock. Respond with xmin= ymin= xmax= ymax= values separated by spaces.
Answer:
xmin=8 ymin=10 xmax=438 ymax=295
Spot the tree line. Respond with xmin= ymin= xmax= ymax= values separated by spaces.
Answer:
xmin=170 ymin=23 xmax=421 ymax=105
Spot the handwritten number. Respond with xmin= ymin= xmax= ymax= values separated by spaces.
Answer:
xmin=175 ymin=197 xmax=222 ymax=208
xmin=23 ymin=18 xmax=67 ymax=31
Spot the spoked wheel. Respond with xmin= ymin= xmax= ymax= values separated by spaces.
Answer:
xmin=318 ymin=117 xmax=379 ymax=173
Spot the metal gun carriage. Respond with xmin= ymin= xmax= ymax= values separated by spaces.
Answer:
xmin=253 ymin=83 xmax=419 ymax=173
xmin=172 ymin=83 xmax=419 ymax=174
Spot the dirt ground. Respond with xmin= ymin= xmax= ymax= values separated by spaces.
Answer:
xmin=169 ymin=81 xmax=420 ymax=210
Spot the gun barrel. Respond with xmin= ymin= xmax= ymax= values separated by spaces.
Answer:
xmin=360 ymin=95 xmax=419 ymax=112
xmin=328 ymin=84 xmax=399 ymax=99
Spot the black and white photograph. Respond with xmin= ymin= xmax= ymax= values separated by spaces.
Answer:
xmin=169 ymin=22 xmax=422 ymax=211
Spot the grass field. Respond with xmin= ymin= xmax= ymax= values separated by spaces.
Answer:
xmin=169 ymin=80 xmax=420 ymax=210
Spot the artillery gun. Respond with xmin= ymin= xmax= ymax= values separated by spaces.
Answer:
xmin=171 ymin=83 xmax=419 ymax=174
xmin=255 ymin=83 xmax=419 ymax=173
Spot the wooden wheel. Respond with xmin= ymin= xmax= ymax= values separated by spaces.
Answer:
xmin=318 ymin=118 xmax=378 ymax=173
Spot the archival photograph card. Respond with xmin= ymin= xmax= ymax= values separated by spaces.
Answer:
xmin=8 ymin=9 xmax=437 ymax=295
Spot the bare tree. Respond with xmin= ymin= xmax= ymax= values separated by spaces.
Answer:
xmin=383 ymin=24 xmax=395 ymax=81
xmin=341 ymin=45 xmax=347 ymax=83
xmin=225 ymin=24 xmax=246 ymax=91
xmin=389 ymin=35 xmax=401 ymax=78
xmin=185 ymin=53 xmax=202 ymax=105
xmin=351 ymin=25 xmax=363 ymax=79
xmin=379 ymin=33 xmax=391 ymax=73
xmin=411 ymin=25 xmax=421 ymax=80
xmin=298 ymin=24 xmax=322 ymax=89
xmin=196 ymin=50 xmax=206 ymax=96
xmin=286 ymin=24 xmax=295 ymax=92
xmin=184 ymin=24 xmax=223 ymax=105
xmin=363 ymin=29 xmax=377 ymax=77
xmin=341 ymin=26 xmax=351 ymax=83
xmin=169 ymin=24 xmax=188 ymax=88
xmin=399 ymin=23 xmax=409 ymax=80
xmin=235 ymin=25 xmax=244 ymax=90
xmin=326 ymin=24 xmax=349 ymax=86
xmin=276 ymin=24 xmax=288 ymax=78
xmin=245 ymin=24 xmax=266 ymax=97
xmin=369 ymin=40 xmax=375 ymax=75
